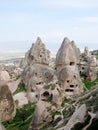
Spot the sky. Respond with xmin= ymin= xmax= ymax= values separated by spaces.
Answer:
xmin=0 ymin=0 xmax=98 ymax=52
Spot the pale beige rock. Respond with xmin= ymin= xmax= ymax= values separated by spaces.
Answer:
xmin=56 ymin=37 xmax=80 ymax=69
xmin=64 ymin=104 xmax=87 ymax=130
xmin=79 ymin=47 xmax=98 ymax=81
xmin=0 ymin=122 xmax=6 ymax=130
xmin=0 ymin=71 xmax=10 ymax=82
xmin=57 ymin=65 xmax=83 ymax=98
xmin=0 ymin=84 xmax=15 ymax=121
xmin=13 ymin=92 xmax=28 ymax=108
xmin=20 ymin=37 xmax=50 ymax=68
xmin=84 ymin=47 xmax=91 ymax=57
xmin=29 ymin=100 xmax=51 ymax=130
xmin=86 ymin=66 xmax=97 ymax=81
xmin=22 ymin=63 xmax=54 ymax=93
xmin=7 ymin=78 xmax=21 ymax=93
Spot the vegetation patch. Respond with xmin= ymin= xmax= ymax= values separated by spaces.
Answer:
xmin=13 ymin=82 xmax=26 ymax=95
xmin=61 ymin=98 xmax=70 ymax=107
xmin=3 ymin=102 xmax=36 ymax=130
xmin=83 ymin=78 xmax=98 ymax=91
xmin=44 ymin=83 xmax=56 ymax=90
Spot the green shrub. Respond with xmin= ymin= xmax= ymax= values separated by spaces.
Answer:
xmin=13 ymin=82 xmax=26 ymax=95
xmin=44 ymin=83 xmax=56 ymax=90
xmin=3 ymin=102 xmax=36 ymax=130
xmin=83 ymin=78 xmax=98 ymax=91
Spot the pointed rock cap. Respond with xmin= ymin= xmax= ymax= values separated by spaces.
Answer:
xmin=71 ymin=40 xmax=75 ymax=45
xmin=56 ymin=37 xmax=80 ymax=67
xmin=62 ymin=37 xmax=70 ymax=44
xmin=35 ymin=37 xmax=42 ymax=45
xmin=59 ymin=37 xmax=70 ymax=50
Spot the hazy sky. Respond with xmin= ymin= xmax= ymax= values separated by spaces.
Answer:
xmin=0 ymin=0 xmax=98 ymax=51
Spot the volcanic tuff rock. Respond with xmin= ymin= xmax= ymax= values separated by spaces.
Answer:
xmin=21 ymin=37 xmax=65 ymax=129
xmin=21 ymin=37 xmax=55 ymax=103
xmin=55 ymin=37 xmax=83 ymax=98
xmin=79 ymin=46 xmax=98 ymax=81
xmin=57 ymin=65 xmax=83 ymax=98
xmin=0 ymin=71 xmax=10 ymax=83
xmin=0 ymin=84 xmax=15 ymax=121
xmin=55 ymin=37 xmax=80 ymax=69
xmin=20 ymin=37 xmax=50 ymax=68
xmin=0 ymin=122 xmax=6 ymax=130
xmin=45 ymin=85 xmax=98 ymax=130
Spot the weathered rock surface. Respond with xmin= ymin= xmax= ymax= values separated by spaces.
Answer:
xmin=0 ymin=71 xmax=10 ymax=83
xmin=13 ymin=92 xmax=28 ymax=108
xmin=55 ymin=37 xmax=83 ymax=98
xmin=7 ymin=78 xmax=21 ymax=93
xmin=41 ymin=85 xmax=98 ymax=130
xmin=0 ymin=84 xmax=15 ymax=121
xmin=0 ymin=64 xmax=21 ymax=79
xmin=57 ymin=65 xmax=83 ymax=98
xmin=64 ymin=104 xmax=87 ymax=130
xmin=56 ymin=37 xmax=80 ymax=69
xmin=21 ymin=37 xmax=55 ymax=104
xmin=20 ymin=37 xmax=50 ymax=68
xmin=79 ymin=47 xmax=98 ymax=81
xmin=0 ymin=122 xmax=6 ymax=130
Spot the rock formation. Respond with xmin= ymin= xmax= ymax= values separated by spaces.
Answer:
xmin=21 ymin=37 xmax=55 ymax=103
xmin=79 ymin=47 xmax=98 ymax=81
xmin=0 ymin=122 xmax=6 ymax=130
xmin=21 ymin=37 xmax=64 ymax=129
xmin=57 ymin=66 xmax=83 ymax=98
xmin=41 ymin=85 xmax=98 ymax=130
xmin=2 ymin=36 xmax=98 ymax=130
xmin=0 ymin=83 xmax=15 ymax=121
xmin=0 ymin=71 xmax=10 ymax=83
xmin=55 ymin=37 xmax=83 ymax=98
xmin=20 ymin=37 xmax=50 ymax=68
xmin=55 ymin=37 xmax=80 ymax=69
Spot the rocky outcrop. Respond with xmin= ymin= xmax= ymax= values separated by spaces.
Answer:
xmin=55 ymin=37 xmax=80 ymax=69
xmin=57 ymin=66 xmax=83 ymax=98
xmin=13 ymin=92 xmax=28 ymax=108
xmin=0 ymin=84 xmax=15 ymax=121
xmin=0 ymin=71 xmax=10 ymax=83
xmin=0 ymin=64 xmax=22 ymax=80
xmin=20 ymin=37 xmax=50 ymax=68
xmin=22 ymin=37 xmax=54 ymax=103
xmin=21 ymin=37 xmax=65 ymax=129
xmin=79 ymin=47 xmax=98 ymax=81
xmin=40 ymin=85 xmax=98 ymax=130
xmin=55 ymin=37 xmax=83 ymax=98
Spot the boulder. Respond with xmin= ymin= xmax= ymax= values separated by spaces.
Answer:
xmin=29 ymin=100 xmax=51 ymax=130
xmin=0 ymin=84 xmax=15 ymax=121
xmin=0 ymin=71 xmax=10 ymax=83
xmin=13 ymin=92 xmax=28 ymax=108
xmin=64 ymin=104 xmax=87 ymax=130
